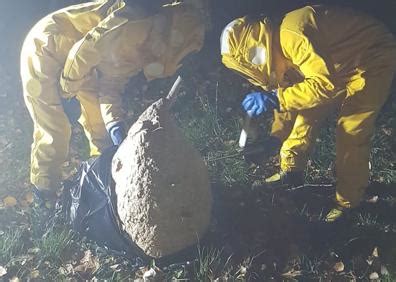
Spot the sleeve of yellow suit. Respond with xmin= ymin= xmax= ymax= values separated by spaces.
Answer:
xmin=60 ymin=35 xmax=101 ymax=96
xmin=97 ymin=73 xmax=130 ymax=128
xmin=277 ymin=29 xmax=344 ymax=112
xmin=60 ymin=15 xmax=131 ymax=128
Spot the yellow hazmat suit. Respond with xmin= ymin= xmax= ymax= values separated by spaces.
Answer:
xmin=21 ymin=0 xmax=205 ymax=191
xmin=221 ymin=6 xmax=396 ymax=208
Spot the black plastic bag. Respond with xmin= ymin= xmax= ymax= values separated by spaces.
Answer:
xmin=61 ymin=146 xmax=149 ymax=263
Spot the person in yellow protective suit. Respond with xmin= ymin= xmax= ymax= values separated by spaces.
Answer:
xmin=21 ymin=0 xmax=206 ymax=206
xmin=220 ymin=5 xmax=396 ymax=222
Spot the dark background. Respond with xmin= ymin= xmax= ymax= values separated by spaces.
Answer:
xmin=210 ymin=0 xmax=396 ymax=42
xmin=1 ymin=0 xmax=395 ymax=73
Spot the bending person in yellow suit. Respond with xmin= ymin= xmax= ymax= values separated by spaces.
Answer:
xmin=21 ymin=0 xmax=206 ymax=206
xmin=220 ymin=5 xmax=396 ymax=222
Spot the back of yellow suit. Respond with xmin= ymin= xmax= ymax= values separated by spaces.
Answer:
xmin=21 ymin=0 xmax=205 ymax=191
xmin=221 ymin=6 xmax=396 ymax=208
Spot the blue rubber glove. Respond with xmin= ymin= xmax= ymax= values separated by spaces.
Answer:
xmin=242 ymin=91 xmax=279 ymax=117
xmin=108 ymin=122 xmax=126 ymax=146
xmin=61 ymin=97 xmax=81 ymax=124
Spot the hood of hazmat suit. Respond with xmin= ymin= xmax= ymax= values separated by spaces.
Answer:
xmin=143 ymin=2 xmax=206 ymax=80
xmin=220 ymin=16 xmax=277 ymax=91
xmin=60 ymin=0 xmax=205 ymax=128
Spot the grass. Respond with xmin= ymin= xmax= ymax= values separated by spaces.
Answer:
xmin=188 ymin=245 xmax=255 ymax=281
xmin=1 ymin=25 xmax=396 ymax=281
xmin=176 ymin=89 xmax=251 ymax=187
xmin=194 ymin=246 xmax=225 ymax=281
xmin=35 ymin=228 xmax=75 ymax=263
xmin=356 ymin=213 xmax=380 ymax=228
xmin=0 ymin=72 xmax=395 ymax=281
xmin=0 ymin=228 xmax=25 ymax=263
xmin=305 ymin=119 xmax=337 ymax=184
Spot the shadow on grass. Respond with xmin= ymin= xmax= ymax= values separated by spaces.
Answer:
xmin=203 ymin=181 xmax=396 ymax=280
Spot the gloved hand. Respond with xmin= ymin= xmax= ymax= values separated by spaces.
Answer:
xmin=242 ymin=91 xmax=279 ymax=117
xmin=108 ymin=122 xmax=126 ymax=146
xmin=61 ymin=97 xmax=81 ymax=125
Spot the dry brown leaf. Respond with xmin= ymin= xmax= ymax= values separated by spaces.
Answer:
xmin=382 ymin=127 xmax=392 ymax=136
xmin=366 ymin=257 xmax=374 ymax=266
xmin=369 ymin=272 xmax=379 ymax=280
xmin=25 ymin=192 xmax=34 ymax=204
xmin=281 ymin=269 xmax=302 ymax=278
xmin=74 ymin=250 xmax=99 ymax=274
xmin=142 ymin=266 xmax=165 ymax=281
xmin=30 ymin=270 xmax=40 ymax=279
xmin=372 ymin=247 xmax=379 ymax=257
xmin=0 ymin=266 xmax=7 ymax=277
xmin=58 ymin=264 xmax=74 ymax=276
xmin=224 ymin=140 xmax=236 ymax=146
xmin=28 ymin=247 xmax=40 ymax=254
xmin=333 ymin=261 xmax=345 ymax=272
xmin=143 ymin=268 xmax=157 ymax=280
xmin=367 ymin=196 xmax=379 ymax=204
xmin=110 ymin=264 xmax=121 ymax=270
xmin=3 ymin=196 xmax=17 ymax=207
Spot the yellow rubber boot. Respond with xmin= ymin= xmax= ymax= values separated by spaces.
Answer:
xmin=324 ymin=206 xmax=346 ymax=223
xmin=263 ymin=170 xmax=304 ymax=188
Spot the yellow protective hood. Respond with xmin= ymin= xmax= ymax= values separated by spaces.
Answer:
xmin=220 ymin=16 xmax=276 ymax=90
xmin=143 ymin=3 xmax=205 ymax=80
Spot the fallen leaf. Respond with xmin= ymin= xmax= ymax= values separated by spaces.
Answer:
xmin=281 ymin=269 xmax=302 ymax=278
xmin=372 ymin=247 xmax=379 ymax=258
xmin=25 ymin=192 xmax=34 ymax=204
xmin=366 ymin=257 xmax=373 ymax=266
xmin=58 ymin=264 xmax=74 ymax=276
xmin=143 ymin=268 xmax=156 ymax=281
xmin=239 ymin=266 xmax=247 ymax=275
xmin=382 ymin=127 xmax=392 ymax=136
xmin=224 ymin=140 xmax=236 ymax=146
xmin=110 ymin=264 xmax=120 ymax=270
xmin=3 ymin=196 xmax=17 ymax=207
xmin=28 ymin=247 xmax=40 ymax=254
xmin=9 ymin=277 xmax=20 ymax=282
xmin=333 ymin=261 xmax=344 ymax=272
xmin=367 ymin=196 xmax=379 ymax=204
xmin=0 ymin=266 xmax=7 ymax=277
xmin=30 ymin=270 xmax=40 ymax=279
xmin=74 ymin=250 xmax=99 ymax=274
xmin=369 ymin=272 xmax=379 ymax=280
xmin=142 ymin=266 xmax=165 ymax=281
xmin=381 ymin=265 xmax=389 ymax=276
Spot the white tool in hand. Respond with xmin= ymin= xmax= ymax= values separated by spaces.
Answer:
xmin=238 ymin=115 xmax=251 ymax=148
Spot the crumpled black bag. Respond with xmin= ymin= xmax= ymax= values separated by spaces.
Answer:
xmin=61 ymin=146 xmax=149 ymax=263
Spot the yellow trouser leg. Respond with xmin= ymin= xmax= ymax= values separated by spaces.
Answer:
xmin=335 ymin=110 xmax=376 ymax=208
xmin=271 ymin=111 xmax=296 ymax=142
xmin=335 ymin=72 xmax=394 ymax=208
xmin=77 ymin=90 xmax=112 ymax=156
xmin=279 ymin=106 xmax=336 ymax=172
xmin=21 ymin=49 xmax=72 ymax=189
xmin=24 ymin=94 xmax=71 ymax=189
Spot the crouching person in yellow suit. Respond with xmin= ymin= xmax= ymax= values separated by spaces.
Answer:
xmin=21 ymin=0 xmax=206 ymax=207
xmin=220 ymin=5 xmax=396 ymax=222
